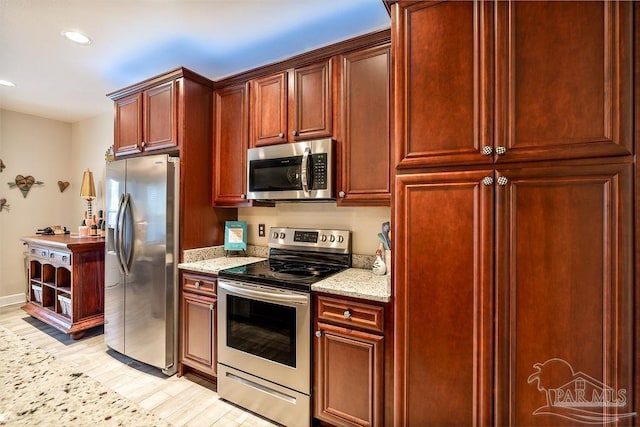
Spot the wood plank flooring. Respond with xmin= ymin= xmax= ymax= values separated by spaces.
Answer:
xmin=0 ymin=303 xmax=278 ymax=427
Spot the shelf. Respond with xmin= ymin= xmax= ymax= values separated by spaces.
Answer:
xmin=57 ymin=287 xmax=71 ymax=294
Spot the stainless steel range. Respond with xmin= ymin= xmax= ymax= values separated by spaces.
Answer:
xmin=217 ymin=227 xmax=351 ymax=427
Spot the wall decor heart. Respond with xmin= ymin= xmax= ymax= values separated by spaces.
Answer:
xmin=0 ymin=198 xmax=8 ymax=212
xmin=58 ymin=181 xmax=70 ymax=192
xmin=7 ymin=174 xmax=44 ymax=198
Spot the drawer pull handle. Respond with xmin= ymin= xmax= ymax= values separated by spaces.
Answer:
xmin=343 ymin=310 xmax=352 ymax=319
xmin=194 ymin=281 xmax=201 ymax=289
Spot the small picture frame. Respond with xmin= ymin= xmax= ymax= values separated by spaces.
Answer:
xmin=224 ymin=221 xmax=247 ymax=252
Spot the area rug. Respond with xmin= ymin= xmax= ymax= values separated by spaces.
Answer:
xmin=0 ymin=325 xmax=169 ymax=426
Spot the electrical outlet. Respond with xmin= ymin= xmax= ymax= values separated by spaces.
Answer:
xmin=258 ymin=223 xmax=265 ymax=237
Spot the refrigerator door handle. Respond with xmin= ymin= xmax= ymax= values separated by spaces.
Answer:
xmin=117 ymin=193 xmax=131 ymax=275
xmin=121 ymin=193 xmax=134 ymax=274
xmin=114 ymin=193 xmax=126 ymax=275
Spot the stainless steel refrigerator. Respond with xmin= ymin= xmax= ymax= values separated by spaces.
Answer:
xmin=104 ymin=154 xmax=179 ymax=375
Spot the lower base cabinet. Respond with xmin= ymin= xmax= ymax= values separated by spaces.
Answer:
xmin=314 ymin=295 xmax=385 ymax=427
xmin=178 ymin=272 xmax=217 ymax=378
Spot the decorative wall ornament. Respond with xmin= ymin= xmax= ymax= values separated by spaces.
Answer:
xmin=58 ymin=181 xmax=70 ymax=192
xmin=7 ymin=174 xmax=44 ymax=198
xmin=0 ymin=159 xmax=5 ymax=172
xmin=0 ymin=198 xmax=9 ymax=211
xmin=105 ymin=145 xmax=115 ymax=163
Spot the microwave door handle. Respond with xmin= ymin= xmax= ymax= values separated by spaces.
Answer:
xmin=301 ymin=147 xmax=310 ymax=193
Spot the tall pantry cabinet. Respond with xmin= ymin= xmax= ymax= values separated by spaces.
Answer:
xmin=390 ymin=1 xmax=637 ymax=426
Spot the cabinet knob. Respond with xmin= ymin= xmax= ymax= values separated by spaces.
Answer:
xmin=343 ymin=310 xmax=352 ymax=319
xmin=195 ymin=281 xmax=201 ymax=288
xmin=209 ymin=304 xmax=215 ymax=311
xmin=315 ymin=330 xmax=322 ymax=338
xmin=41 ymin=251 xmax=47 ymax=257
xmin=482 ymin=176 xmax=494 ymax=186
xmin=141 ymin=141 xmax=146 ymax=148
xmin=481 ymin=146 xmax=493 ymax=156
xmin=496 ymin=146 xmax=506 ymax=155
xmin=497 ymin=176 xmax=509 ymax=186
xmin=338 ymin=191 xmax=346 ymax=198
xmin=241 ymin=194 xmax=246 ymax=199
xmin=292 ymin=130 xmax=299 ymax=137
xmin=278 ymin=132 xmax=284 ymax=139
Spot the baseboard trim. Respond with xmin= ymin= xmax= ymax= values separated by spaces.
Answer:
xmin=0 ymin=293 xmax=26 ymax=307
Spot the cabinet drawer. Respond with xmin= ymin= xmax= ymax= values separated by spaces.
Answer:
xmin=49 ymin=250 xmax=71 ymax=265
xmin=182 ymin=272 xmax=217 ymax=296
xmin=29 ymin=246 xmax=49 ymax=260
xmin=316 ymin=295 xmax=384 ymax=334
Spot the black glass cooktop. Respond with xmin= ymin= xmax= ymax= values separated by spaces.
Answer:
xmin=218 ymin=250 xmax=350 ymax=292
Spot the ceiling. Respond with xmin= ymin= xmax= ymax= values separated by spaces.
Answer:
xmin=0 ymin=0 xmax=390 ymax=123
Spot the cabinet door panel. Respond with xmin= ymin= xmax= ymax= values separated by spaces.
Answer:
xmin=144 ymin=80 xmax=178 ymax=152
xmin=251 ymin=72 xmax=287 ymax=146
xmin=213 ymin=83 xmax=250 ymax=206
xmin=496 ymin=1 xmax=633 ymax=162
xmin=315 ymin=322 xmax=383 ymax=427
xmin=394 ymin=170 xmax=494 ymax=426
xmin=338 ymin=44 xmax=391 ymax=206
xmin=114 ymin=93 xmax=143 ymax=157
xmin=181 ymin=292 xmax=216 ymax=375
xmin=495 ymin=162 xmax=634 ymax=426
xmin=394 ymin=1 xmax=493 ymax=168
xmin=291 ymin=60 xmax=332 ymax=141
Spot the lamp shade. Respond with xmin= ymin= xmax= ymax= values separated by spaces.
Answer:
xmin=80 ymin=169 xmax=96 ymax=199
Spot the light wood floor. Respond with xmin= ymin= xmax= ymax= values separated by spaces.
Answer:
xmin=0 ymin=303 xmax=278 ymax=427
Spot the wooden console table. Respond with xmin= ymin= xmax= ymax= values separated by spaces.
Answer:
xmin=21 ymin=235 xmax=105 ymax=339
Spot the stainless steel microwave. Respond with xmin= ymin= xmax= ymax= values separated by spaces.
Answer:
xmin=246 ymin=139 xmax=335 ymax=201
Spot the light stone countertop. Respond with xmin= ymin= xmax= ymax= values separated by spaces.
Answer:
xmin=178 ymin=256 xmax=265 ymax=275
xmin=312 ymin=268 xmax=391 ymax=303
xmin=179 ymin=246 xmax=390 ymax=303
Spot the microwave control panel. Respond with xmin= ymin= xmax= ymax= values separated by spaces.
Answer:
xmin=311 ymin=153 xmax=327 ymax=189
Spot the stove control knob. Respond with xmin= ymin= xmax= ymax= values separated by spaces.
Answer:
xmin=330 ymin=235 xmax=336 ymax=242
xmin=272 ymin=231 xmax=279 ymax=239
xmin=280 ymin=232 xmax=286 ymax=239
xmin=338 ymin=235 xmax=344 ymax=243
xmin=321 ymin=234 xmax=327 ymax=242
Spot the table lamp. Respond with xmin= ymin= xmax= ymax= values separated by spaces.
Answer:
xmin=80 ymin=169 xmax=96 ymax=222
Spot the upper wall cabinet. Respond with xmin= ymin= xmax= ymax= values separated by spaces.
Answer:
xmin=250 ymin=59 xmax=333 ymax=147
xmin=113 ymin=80 xmax=178 ymax=157
xmin=394 ymin=0 xmax=633 ymax=169
xmin=212 ymin=83 xmax=251 ymax=207
xmin=337 ymin=44 xmax=391 ymax=206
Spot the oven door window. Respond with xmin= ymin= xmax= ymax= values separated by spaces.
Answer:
xmin=226 ymin=294 xmax=297 ymax=367
xmin=249 ymin=157 xmax=302 ymax=192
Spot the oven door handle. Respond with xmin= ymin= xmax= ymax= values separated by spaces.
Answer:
xmin=218 ymin=281 xmax=309 ymax=305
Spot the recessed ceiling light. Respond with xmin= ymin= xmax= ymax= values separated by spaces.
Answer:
xmin=0 ymin=79 xmax=15 ymax=87
xmin=62 ymin=31 xmax=92 ymax=45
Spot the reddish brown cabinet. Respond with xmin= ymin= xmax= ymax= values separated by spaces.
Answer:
xmin=250 ymin=59 xmax=333 ymax=147
xmin=391 ymin=1 xmax=638 ymax=425
xmin=212 ymin=82 xmax=251 ymax=206
xmin=21 ymin=235 xmax=105 ymax=340
xmin=179 ymin=272 xmax=217 ymax=378
xmin=314 ymin=295 xmax=385 ymax=427
xmin=393 ymin=1 xmax=633 ymax=170
xmin=113 ymin=79 xmax=178 ymax=157
xmin=337 ymin=43 xmax=391 ymax=206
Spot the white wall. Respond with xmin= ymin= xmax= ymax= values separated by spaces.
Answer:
xmin=239 ymin=204 xmax=391 ymax=255
xmin=70 ymin=112 xmax=113 ymax=222
xmin=0 ymin=109 xmax=74 ymax=303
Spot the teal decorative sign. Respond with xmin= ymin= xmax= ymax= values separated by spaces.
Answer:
xmin=224 ymin=221 xmax=247 ymax=251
